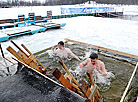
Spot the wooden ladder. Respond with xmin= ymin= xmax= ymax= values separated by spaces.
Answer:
xmin=52 ymin=59 xmax=102 ymax=102
xmin=6 ymin=40 xmax=46 ymax=74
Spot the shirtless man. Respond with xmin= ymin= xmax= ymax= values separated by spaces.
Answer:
xmin=52 ymin=41 xmax=81 ymax=61
xmin=80 ymin=52 xmax=107 ymax=77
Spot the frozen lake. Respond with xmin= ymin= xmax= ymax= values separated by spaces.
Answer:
xmin=0 ymin=5 xmax=138 ymax=58
xmin=0 ymin=4 xmax=138 ymax=102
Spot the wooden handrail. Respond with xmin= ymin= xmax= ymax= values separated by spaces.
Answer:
xmin=65 ymin=38 xmax=138 ymax=59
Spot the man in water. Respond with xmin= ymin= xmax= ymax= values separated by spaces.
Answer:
xmin=52 ymin=41 xmax=81 ymax=61
xmin=80 ymin=52 xmax=107 ymax=77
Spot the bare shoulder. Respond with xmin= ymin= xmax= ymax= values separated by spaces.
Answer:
xmin=98 ymin=60 xmax=105 ymax=65
xmin=86 ymin=58 xmax=91 ymax=62
xmin=54 ymin=48 xmax=60 ymax=53
xmin=65 ymin=48 xmax=70 ymax=50
xmin=65 ymin=48 xmax=71 ymax=52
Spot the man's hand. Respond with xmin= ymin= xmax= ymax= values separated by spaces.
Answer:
xmin=80 ymin=63 xmax=83 ymax=68
xmin=102 ymin=73 xmax=107 ymax=77
xmin=52 ymin=46 xmax=55 ymax=50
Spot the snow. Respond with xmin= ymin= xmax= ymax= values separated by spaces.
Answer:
xmin=0 ymin=4 xmax=138 ymax=58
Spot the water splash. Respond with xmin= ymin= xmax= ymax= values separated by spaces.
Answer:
xmin=46 ymin=50 xmax=55 ymax=58
xmin=73 ymin=65 xmax=82 ymax=75
xmin=47 ymin=49 xmax=73 ymax=61
xmin=93 ymin=69 xmax=115 ymax=86
xmin=84 ymin=48 xmax=97 ymax=59
xmin=84 ymin=48 xmax=92 ymax=59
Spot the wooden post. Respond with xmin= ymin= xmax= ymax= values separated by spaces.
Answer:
xmin=86 ymin=71 xmax=95 ymax=85
xmin=0 ymin=44 xmax=11 ymax=75
xmin=87 ymin=71 xmax=101 ymax=98
xmin=0 ymin=44 xmax=5 ymax=58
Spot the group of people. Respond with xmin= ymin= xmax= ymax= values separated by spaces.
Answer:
xmin=52 ymin=41 xmax=107 ymax=77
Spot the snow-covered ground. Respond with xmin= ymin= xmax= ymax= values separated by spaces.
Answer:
xmin=0 ymin=4 xmax=138 ymax=58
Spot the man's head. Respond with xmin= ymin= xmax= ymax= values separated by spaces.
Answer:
xmin=58 ymin=41 xmax=64 ymax=49
xmin=89 ymin=53 xmax=98 ymax=65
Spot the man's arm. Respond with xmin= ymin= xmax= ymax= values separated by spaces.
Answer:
xmin=68 ymin=49 xmax=81 ymax=61
xmin=96 ymin=62 xmax=107 ymax=76
xmin=80 ymin=59 xmax=88 ymax=68
xmin=52 ymin=47 xmax=59 ymax=54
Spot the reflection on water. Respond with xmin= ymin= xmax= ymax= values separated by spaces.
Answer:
xmin=36 ymin=43 xmax=134 ymax=102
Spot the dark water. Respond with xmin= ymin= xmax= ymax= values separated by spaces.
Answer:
xmin=36 ymin=43 xmax=136 ymax=102
xmin=117 ymin=15 xmax=138 ymax=102
xmin=0 ymin=42 xmax=137 ymax=102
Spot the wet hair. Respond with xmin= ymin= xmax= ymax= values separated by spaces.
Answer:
xmin=58 ymin=41 xmax=64 ymax=46
xmin=89 ymin=52 xmax=98 ymax=59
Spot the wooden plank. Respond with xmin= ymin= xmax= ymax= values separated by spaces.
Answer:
xmin=11 ymin=40 xmax=28 ymax=57
xmin=16 ymin=50 xmax=28 ymax=61
xmin=21 ymin=44 xmax=46 ymax=71
xmin=0 ymin=19 xmax=14 ymax=24
xmin=87 ymin=71 xmax=97 ymax=89
xmin=7 ymin=30 xmax=31 ymax=35
xmin=16 ymin=50 xmax=43 ymax=73
xmin=28 ymin=62 xmax=43 ymax=73
xmin=18 ymin=21 xmax=25 ymax=24
xmin=78 ymin=78 xmax=93 ymax=99
xmin=87 ymin=71 xmax=101 ymax=98
xmin=87 ymin=71 xmax=95 ymax=85
xmin=86 ymin=88 xmax=91 ymax=98
xmin=79 ymin=79 xmax=91 ymax=98
xmin=6 ymin=47 xmax=43 ymax=73
xmin=25 ymin=54 xmax=35 ymax=64
xmin=44 ymin=24 xmax=60 ymax=27
xmin=79 ymin=79 xmax=89 ymax=94
xmin=5 ymin=57 xmax=17 ymax=64
xmin=65 ymin=38 xmax=138 ymax=59
xmin=19 ymin=18 xmax=25 ymax=22
xmin=52 ymin=68 xmax=86 ymax=97
xmin=59 ymin=59 xmax=78 ymax=86
xmin=6 ymin=46 xmax=25 ymax=63
xmin=19 ymin=15 xmax=24 ymax=17
xmin=35 ymin=16 xmax=43 ymax=20
xmin=89 ymin=84 xmax=98 ymax=100
xmin=7 ymin=41 xmax=44 ymax=73
xmin=52 ymin=68 xmax=75 ymax=91
xmin=58 ymin=59 xmax=92 ymax=99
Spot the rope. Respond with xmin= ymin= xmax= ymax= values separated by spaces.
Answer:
xmin=120 ymin=62 xmax=138 ymax=102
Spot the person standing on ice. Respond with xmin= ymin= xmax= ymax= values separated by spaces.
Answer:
xmin=52 ymin=41 xmax=81 ymax=61
xmin=80 ymin=52 xmax=107 ymax=77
